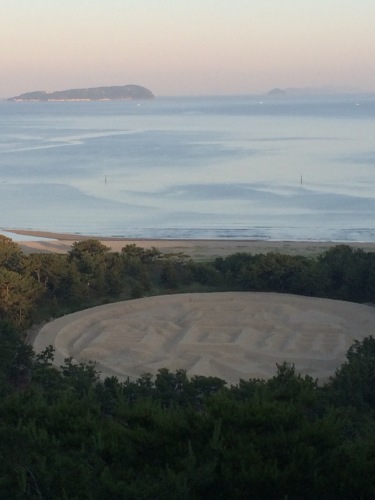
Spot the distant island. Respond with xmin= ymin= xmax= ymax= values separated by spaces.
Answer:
xmin=266 ymin=85 xmax=364 ymax=97
xmin=7 ymin=84 xmax=154 ymax=102
xmin=267 ymin=88 xmax=287 ymax=98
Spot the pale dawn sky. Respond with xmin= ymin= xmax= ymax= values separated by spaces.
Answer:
xmin=1 ymin=0 xmax=374 ymax=98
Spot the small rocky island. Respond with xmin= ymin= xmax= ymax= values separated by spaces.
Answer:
xmin=8 ymin=84 xmax=154 ymax=102
xmin=267 ymin=88 xmax=287 ymax=97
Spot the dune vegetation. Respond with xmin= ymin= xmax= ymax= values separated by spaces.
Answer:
xmin=1 ymin=236 xmax=375 ymax=497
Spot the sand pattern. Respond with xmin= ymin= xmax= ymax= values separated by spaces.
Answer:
xmin=33 ymin=292 xmax=375 ymax=385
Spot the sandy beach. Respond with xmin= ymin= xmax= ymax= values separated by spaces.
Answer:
xmin=8 ymin=228 xmax=375 ymax=259
xmin=33 ymin=292 xmax=375 ymax=385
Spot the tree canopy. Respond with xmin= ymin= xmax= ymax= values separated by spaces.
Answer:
xmin=1 ymin=327 xmax=375 ymax=498
xmin=0 ymin=239 xmax=375 ymax=496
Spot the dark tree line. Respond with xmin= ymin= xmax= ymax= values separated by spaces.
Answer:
xmin=1 ymin=235 xmax=375 ymax=332
xmin=1 ymin=322 xmax=375 ymax=498
xmin=214 ymin=244 xmax=375 ymax=302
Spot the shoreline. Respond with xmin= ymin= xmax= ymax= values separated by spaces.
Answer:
xmin=6 ymin=228 xmax=375 ymax=259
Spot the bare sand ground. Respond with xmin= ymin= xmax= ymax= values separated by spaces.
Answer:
xmin=8 ymin=228 xmax=375 ymax=259
xmin=33 ymin=292 xmax=375 ymax=385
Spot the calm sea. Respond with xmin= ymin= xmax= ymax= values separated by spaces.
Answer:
xmin=1 ymin=94 xmax=375 ymax=241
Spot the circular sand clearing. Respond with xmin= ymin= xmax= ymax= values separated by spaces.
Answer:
xmin=33 ymin=293 xmax=375 ymax=384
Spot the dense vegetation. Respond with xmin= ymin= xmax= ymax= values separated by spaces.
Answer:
xmin=1 ymin=235 xmax=375 ymax=497
xmin=2 ymin=324 xmax=375 ymax=498
xmin=1 ymin=236 xmax=375 ymax=331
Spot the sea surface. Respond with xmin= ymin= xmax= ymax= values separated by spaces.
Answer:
xmin=1 ymin=94 xmax=375 ymax=241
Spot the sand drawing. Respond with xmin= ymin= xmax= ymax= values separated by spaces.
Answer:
xmin=34 ymin=292 xmax=375 ymax=385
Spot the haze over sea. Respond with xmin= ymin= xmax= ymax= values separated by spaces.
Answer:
xmin=1 ymin=94 xmax=375 ymax=242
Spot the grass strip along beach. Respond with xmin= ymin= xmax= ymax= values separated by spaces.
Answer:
xmin=9 ymin=228 xmax=375 ymax=259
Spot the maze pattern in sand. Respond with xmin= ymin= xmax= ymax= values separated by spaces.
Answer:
xmin=34 ymin=293 xmax=375 ymax=384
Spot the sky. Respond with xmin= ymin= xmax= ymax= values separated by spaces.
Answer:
xmin=1 ymin=0 xmax=375 ymax=98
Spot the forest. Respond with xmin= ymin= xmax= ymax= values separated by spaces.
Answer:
xmin=1 ymin=235 xmax=375 ymax=498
